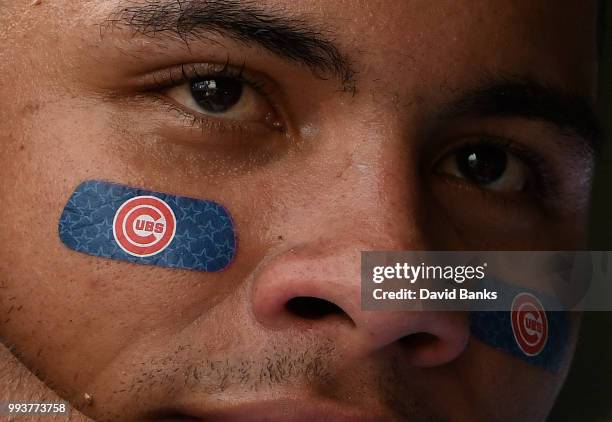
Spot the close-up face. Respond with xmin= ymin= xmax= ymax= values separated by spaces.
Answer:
xmin=0 ymin=1 xmax=602 ymax=421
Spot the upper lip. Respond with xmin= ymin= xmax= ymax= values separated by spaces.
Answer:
xmin=163 ymin=398 xmax=389 ymax=421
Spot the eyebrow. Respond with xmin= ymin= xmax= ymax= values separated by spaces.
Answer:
xmin=109 ymin=0 xmax=356 ymax=92
xmin=441 ymin=76 xmax=603 ymax=151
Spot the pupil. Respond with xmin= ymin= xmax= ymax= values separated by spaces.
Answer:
xmin=190 ymin=77 xmax=243 ymax=113
xmin=455 ymin=145 xmax=507 ymax=185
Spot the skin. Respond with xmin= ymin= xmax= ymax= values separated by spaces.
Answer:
xmin=0 ymin=0 xmax=599 ymax=421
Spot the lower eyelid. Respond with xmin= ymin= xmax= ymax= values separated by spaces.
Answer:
xmin=150 ymin=93 xmax=266 ymax=136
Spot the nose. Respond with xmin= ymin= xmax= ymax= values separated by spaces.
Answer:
xmin=249 ymin=107 xmax=470 ymax=368
xmin=250 ymin=240 xmax=469 ymax=368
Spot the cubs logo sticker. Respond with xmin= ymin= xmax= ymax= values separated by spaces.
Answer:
xmin=511 ymin=292 xmax=548 ymax=356
xmin=112 ymin=196 xmax=176 ymax=257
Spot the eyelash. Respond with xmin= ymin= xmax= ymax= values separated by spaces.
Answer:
xmin=146 ymin=61 xmax=272 ymax=94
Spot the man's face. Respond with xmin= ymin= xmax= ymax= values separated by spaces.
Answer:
xmin=0 ymin=1 xmax=600 ymax=420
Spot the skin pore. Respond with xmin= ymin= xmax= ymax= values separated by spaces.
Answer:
xmin=0 ymin=1 xmax=601 ymax=421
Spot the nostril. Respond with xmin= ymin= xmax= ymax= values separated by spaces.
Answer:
xmin=285 ymin=296 xmax=345 ymax=320
xmin=399 ymin=332 xmax=439 ymax=350
xmin=399 ymin=332 xmax=461 ymax=367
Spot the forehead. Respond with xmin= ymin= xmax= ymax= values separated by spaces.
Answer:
xmin=0 ymin=0 xmax=597 ymax=110
xmin=14 ymin=1 xmax=598 ymax=85
xmin=313 ymin=0 xmax=598 ymax=95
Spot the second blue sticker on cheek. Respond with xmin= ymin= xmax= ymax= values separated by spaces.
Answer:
xmin=59 ymin=180 xmax=237 ymax=272
xmin=469 ymin=296 xmax=570 ymax=372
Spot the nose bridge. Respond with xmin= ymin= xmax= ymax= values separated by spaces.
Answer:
xmin=291 ymin=111 xmax=426 ymax=248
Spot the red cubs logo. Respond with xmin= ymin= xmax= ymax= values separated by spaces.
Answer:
xmin=112 ymin=196 xmax=176 ymax=257
xmin=511 ymin=292 xmax=548 ymax=356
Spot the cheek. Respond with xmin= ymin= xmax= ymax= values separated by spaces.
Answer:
xmin=459 ymin=339 xmax=572 ymax=421
xmin=0 ymin=178 xmax=243 ymax=397
xmin=428 ymin=177 xmax=588 ymax=249
xmin=0 ymin=246 xmax=244 ymax=399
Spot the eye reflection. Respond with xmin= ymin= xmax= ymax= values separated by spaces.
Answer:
xmin=190 ymin=77 xmax=243 ymax=113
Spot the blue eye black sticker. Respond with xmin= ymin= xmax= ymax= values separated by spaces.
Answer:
xmin=469 ymin=292 xmax=569 ymax=372
xmin=59 ymin=180 xmax=236 ymax=272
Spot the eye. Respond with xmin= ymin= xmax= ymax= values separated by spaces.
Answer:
xmin=164 ymin=76 xmax=281 ymax=127
xmin=435 ymin=143 xmax=530 ymax=192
